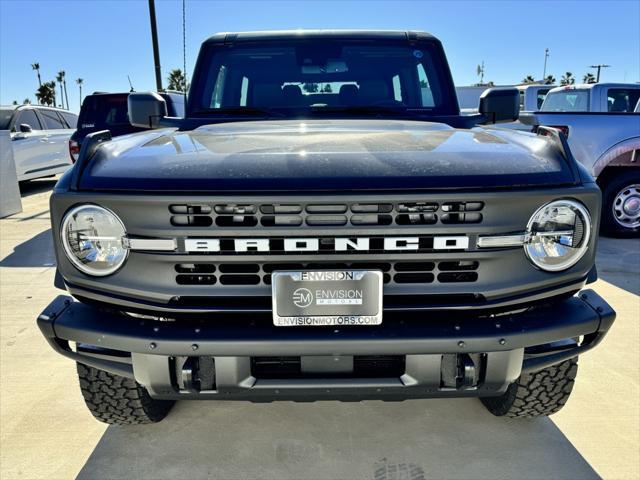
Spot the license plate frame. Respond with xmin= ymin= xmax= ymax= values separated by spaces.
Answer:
xmin=271 ymin=270 xmax=383 ymax=327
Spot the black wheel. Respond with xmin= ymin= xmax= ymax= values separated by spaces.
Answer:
xmin=600 ymin=170 xmax=640 ymax=237
xmin=77 ymin=363 xmax=174 ymax=425
xmin=481 ymin=358 xmax=578 ymax=418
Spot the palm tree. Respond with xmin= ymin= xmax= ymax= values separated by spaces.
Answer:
xmin=560 ymin=72 xmax=575 ymax=86
xmin=55 ymin=72 xmax=64 ymax=108
xmin=23 ymin=98 xmax=31 ymax=105
xmin=12 ymin=100 xmax=18 ymax=105
xmin=48 ymin=81 xmax=58 ymax=106
xmin=544 ymin=75 xmax=556 ymax=85
xmin=521 ymin=75 xmax=536 ymax=84
xmin=35 ymin=82 xmax=56 ymax=106
xmin=60 ymin=70 xmax=69 ymax=110
xmin=166 ymin=69 xmax=186 ymax=92
xmin=31 ymin=63 xmax=42 ymax=104
xmin=31 ymin=62 xmax=42 ymax=87
xmin=76 ymin=78 xmax=84 ymax=108
xmin=583 ymin=73 xmax=596 ymax=84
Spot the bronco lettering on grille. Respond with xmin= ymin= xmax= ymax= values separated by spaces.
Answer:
xmin=182 ymin=236 xmax=469 ymax=253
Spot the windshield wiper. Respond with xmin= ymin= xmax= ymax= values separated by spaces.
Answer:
xmin=194 ymin=107 xmax=286 ymax=118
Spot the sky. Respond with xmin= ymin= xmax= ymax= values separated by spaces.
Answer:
xmin=1 ymin=0 xmax=638 ymax=111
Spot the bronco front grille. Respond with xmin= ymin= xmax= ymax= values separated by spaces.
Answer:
xmin=169 ymin=201 xmax=484 ymax=228
xmin=174 ymin=260 xmax=479 ymax=286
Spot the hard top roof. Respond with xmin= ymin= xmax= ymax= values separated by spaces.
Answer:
xmin=204 ymin=29 xmax=437 ymax=45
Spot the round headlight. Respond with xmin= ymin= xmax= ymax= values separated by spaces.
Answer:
xmin=525 ymin=200 xmax=591 ymax=272
xmin=61 ymin=205 xmax=128 ymax=276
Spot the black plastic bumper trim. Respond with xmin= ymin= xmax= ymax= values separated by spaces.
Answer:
xmin=37 ymin=290 xmax=614 ymax=370
xmin=521 ymin=289 xmax=615 ymax=373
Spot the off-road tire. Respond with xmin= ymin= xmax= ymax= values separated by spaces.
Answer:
xmin=77 ymin=363 xmax=174 ymax=425
xmin=481 ymin=358 xmax=578 ymax=417
xmin=600 ymin=170 xmax=640 ymax=237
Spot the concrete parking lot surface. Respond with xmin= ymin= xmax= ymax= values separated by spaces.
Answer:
xmin=1 ymin=179 xmax=638 ymax=480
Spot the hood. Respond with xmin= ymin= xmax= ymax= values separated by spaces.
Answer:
xmin=80 ymin=119 xmax=576 ymax=192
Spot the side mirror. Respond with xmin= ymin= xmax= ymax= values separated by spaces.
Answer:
xmin=128 ymin=92 xmax=167 ymax=128
xmin=19 ymin=124 xmax=33 ymax=133
xmin=478 ymin=88 xmax=519 ymax=124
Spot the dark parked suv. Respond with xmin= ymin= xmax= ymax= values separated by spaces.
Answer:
xmin=38 ymin=30 xmax=615 ymax=425
xmin=69 ymin=92 xmax=184 ymax=161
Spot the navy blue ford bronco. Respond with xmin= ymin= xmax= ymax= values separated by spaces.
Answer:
xmin=38 ymin=30 xmax=615 ymax=424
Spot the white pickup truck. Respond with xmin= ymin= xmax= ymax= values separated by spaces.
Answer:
xmin=520 ymin=83 xmax=640 ymax=236
xmin=518 ymin=84 xmax=554 ymax=111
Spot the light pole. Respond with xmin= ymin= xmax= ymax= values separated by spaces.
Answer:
xmin=543 ymin=48 xmax=550 ymax=80
xmin=590 ymin=64 xmax=610 ymax=83
xmin=148 ymin=0 xmax=162 ymax=91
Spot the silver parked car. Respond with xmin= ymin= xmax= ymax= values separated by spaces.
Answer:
xmin=0 ymin=105 xmax=78 ymax=182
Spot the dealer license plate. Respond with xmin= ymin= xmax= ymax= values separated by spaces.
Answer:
xmin=272 ymin=270 xmax=383 ymax=327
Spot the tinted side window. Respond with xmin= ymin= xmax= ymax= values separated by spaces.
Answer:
xmin=417 ymin=64 xmax=434 ymax=107
xmin=60 ymin=112 xmax=78 ymax=128
xmin=39 ymin=109 xmax=65 ymax=129
xmin=240 ymin=76 xmax=249 ymax=106
xmin=519 ymin=91 xmax=525 ymax=110
xmin=15 ymin=109 xmax=42 ymax=130
xmin=79 ymin=95 xmax=130 ymax=128
xmin=541 ymin=90 xmax=590 ymax=112
xmin=536 ymin=89 xmax=550 ymax=109
xmin=607 ymin=89 xmax=640 ymax=112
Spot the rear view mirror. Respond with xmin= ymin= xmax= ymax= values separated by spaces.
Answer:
xmin=19 ymin=124 xmax=32 ymax=133
xmin=128 ymin=92 xmax=167 ymax=129
xmin=478 ymin=88 xmax=519 ymax=124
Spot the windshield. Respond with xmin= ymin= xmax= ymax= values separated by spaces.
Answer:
xmin=78 ymin=94 xmax=130 ymax=129
xmin=0 ymin=109 xmax=14 ymax=130
xmin=541 ymin=89 xmax=590 ymax=112
xmin=190 ymin=41 xmax=455 ymax=117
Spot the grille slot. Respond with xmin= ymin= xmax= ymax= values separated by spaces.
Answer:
xmin=351 ymin=214 xmax=393 ymax=225
xmin=306 ymin=215 xmax=348 ymax=226
xmin=350 ymin=262 xmax=392 ymax=272
xmin=351 ymin=203 xmax=393 ymax=213
xmin=175 ymin=263 xmax=216 ymax=273
xmin=215 ymin=216 xmax=258 ymax=227
xmin=219 ymin=274 xmax=261 ymax=285
xmin=168 ymin=201 xmax=484 ymax=227
xmin=441 ymin=212 xmax=483 ymax=224
xmin=438 ymin=272 xmax=479 ymax=283
xmin=396 ymin=213 xmax=437 ymax=225
xmin=394 ymin=272 xmax=435 ymax=283
xmin=171 ymin=215 xmax=213 ymax=227
xmin=218 ymin=264 xmax=260 ymax=273
xmin=176 ymin=274 xmax=216 ymax=285
xmin=395 ymin=262 xmax=435 ymax=272
xmin=262 ymin=263 xmax=305 ymax=273
xmin=173 ymin=260 xmax=476 ymax=286
xmin=261 ymin=215 xmax=303 ymax=226
xmin=214 ymin=204 xmax=256 ymax=214
xmin=170 ymin=204 xmax=212 ymax=214
xmin=438 ymin=261 xmax=479 ymax=271
xmin=306 ymin=204 xmax=348 ymax=213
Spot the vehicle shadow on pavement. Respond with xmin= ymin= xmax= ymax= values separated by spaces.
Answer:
xmin=596 ymin=237 xmax=640 ymax=296
xmin=76 ymin=399 xmax=600 ymax=480
xmin=0 ymin=229 xmax=56 ymax=268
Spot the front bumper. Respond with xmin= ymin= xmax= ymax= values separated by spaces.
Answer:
xmin=37 ymin=290 xmax=615 ymax=401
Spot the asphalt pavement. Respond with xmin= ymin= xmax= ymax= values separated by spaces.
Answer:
xmin=1 ymin=178 xmax=638 ymax=480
